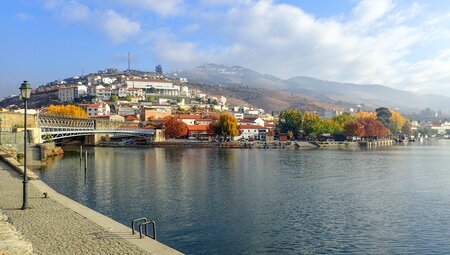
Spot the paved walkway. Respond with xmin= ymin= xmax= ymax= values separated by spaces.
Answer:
xmin=0 ymin=161 xmax=159 ymax=255
xmin=0 ymin=210 xmax=33 ymax=255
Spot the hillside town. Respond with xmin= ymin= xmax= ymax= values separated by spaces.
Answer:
xmin=1 ymin=67 xmax=449 ymax=145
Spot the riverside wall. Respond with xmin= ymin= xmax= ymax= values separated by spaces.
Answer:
xmin=0 ymin=150 xmax=183 ymax=255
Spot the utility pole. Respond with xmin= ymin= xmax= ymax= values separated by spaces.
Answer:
xmin=128 ymin=52 xmax=131 ymax=71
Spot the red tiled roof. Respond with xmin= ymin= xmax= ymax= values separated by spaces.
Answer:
xmin=187 ymin=125 xmax=210 ymax=131
xmin=178 ymin=114 xmax=202 ymax=120
xmin=127 ymin=78 xmax=172 ymax=83
xmin=239 ymin=119 xmax=255 ymax=123
xmin=125 ymin=116 xmax=138 ymax=121
xmin=238 ymin=125 xmax=266 ymax=130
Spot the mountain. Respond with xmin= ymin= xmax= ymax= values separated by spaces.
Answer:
xmin=285 ymin=76 xmax=450 ymax=112
xmin=174 ymin=64 xmax=450 ymax=113
xmin=174 ymin=64 xmax=287 ymax=89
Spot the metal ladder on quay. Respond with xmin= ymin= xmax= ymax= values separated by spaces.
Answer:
xmin=131 ymin=217 xmax=157 ymax=240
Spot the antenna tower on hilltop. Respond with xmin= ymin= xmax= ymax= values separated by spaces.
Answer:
xmin=127 ymin=52 xmax=131 ymax=71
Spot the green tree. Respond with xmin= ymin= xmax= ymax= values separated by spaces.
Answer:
xmin=277 ymin=109 xmax=303 ymax=138
xmin=332 ymin=113 xmax=355 ymax=130
xmin=111 ymin=95 xmax=119 ymax=102
xmin=147 ymin=96 xmax=155 ymax=102
xmin=376 ymin=107 xmax=392 ymax=128
xmin=125 ymin=95 xmax=132 ymax=101
xmin=213 ymin=113 xmax=239 ymax=139
xmin=302 ymin=112 xmax=321 ymax=136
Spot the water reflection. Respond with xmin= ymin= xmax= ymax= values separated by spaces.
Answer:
xmin=37 ymin=140 xmax=450 ymax=254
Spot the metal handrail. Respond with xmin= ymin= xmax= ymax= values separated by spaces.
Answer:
xmin=131 ymin=217 xmax=147 ymax=235
xmin=139 ymin=221 xmax=156 ymax=240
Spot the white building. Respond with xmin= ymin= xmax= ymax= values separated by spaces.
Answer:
xmin=84 ymin=103 xmax=111 ymax=117
xmin=238 ymin=125 xmax=268 ymax=140
xmin=88 ymin=85 xmax=105 ymax=96
xmin=431 ymin=121 xmax=450 ymax=134
xmin=232 ymin=112 xmax=245 ymax=119
xmin=74 ymin=85 xmax=88 ymax=98
xmin=118 ymin=106 xmax=138 ymax=116
xmin=58 ymin=86 xmax=75 ymax=102
xmin=118 ymin=86 xmax=128 ymax=98
xmin=180 ymin=86 xmax=190 ymax=97
xmin=125 ymin=78 xmax=179 ymax=96
xmin=96 ymin=88 xmax=112 ymax=101
xmin=127 ymin=88 xmax=145 ymax=99
xmin=219 ymin=96 xmax=227 ymax=105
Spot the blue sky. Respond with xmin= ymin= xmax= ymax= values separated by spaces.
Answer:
xmin=2 ymin=0 xmax=450 ymax=96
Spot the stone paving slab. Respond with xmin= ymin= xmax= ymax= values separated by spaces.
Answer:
xmin=0 ymin=161 xmax=182 ymax=255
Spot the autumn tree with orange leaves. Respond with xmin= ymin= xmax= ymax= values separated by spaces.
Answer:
xmin=164 ymin=116 xmax=188 ymax=139
xmin=343 ymin=117 xmax=390 ymax=138
xmin=47 ymin=104 xmax=87 ymax=118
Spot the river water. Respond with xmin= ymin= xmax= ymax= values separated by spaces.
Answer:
xmin=36 ymin=140 xmax=450 ymax=254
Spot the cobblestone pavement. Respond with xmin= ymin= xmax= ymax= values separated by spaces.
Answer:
xmin=0 ymin=162 xmax=152 ymax=255
xmin=0 ymin=210 xmax=33 ymax=255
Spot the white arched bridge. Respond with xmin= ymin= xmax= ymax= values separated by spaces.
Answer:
xmin=38 ymin=114 xmax=155 ymax=142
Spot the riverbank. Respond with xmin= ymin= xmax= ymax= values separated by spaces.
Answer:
xmin=0 ymin=154 xmax=182 ymax=254
xmin=94 ymin=139 xmax=396 ymax=149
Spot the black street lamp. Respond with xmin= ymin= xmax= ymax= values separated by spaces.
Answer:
xmin=20 ymin=81 xmax=32 ymax=210
xmin=0 ymin=117 xmax=2 ymax=145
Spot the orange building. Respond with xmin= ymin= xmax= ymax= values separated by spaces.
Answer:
xmin=140 ymin=105 xmax=172 ymax=121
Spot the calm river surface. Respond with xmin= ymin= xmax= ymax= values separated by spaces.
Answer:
xmin=37 ymin=140 xmax=450 ymax=254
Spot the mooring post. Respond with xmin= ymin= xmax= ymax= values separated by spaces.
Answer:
xmin=80 ymin=145 xmax=83 ymax=166
xmin=84 ymin=150 xmax=88 ymax=177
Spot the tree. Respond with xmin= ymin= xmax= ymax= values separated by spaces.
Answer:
xmin=332 ymin=113 xmax=356 ymax=129
xmin=401 ymin=122 xmax=413 ymax=136
xmin=390 ymin=111 xmax=407 ymax=135
xmin=213 ymin=112 xmax=239 ymax=139
xmin=125 ymin=95 xmax=132 ymax=101
xmin=343 ymin=121 xmax=365 ymax=137
xmin=301 ymin=112 xmax=321 ymax=136
xmin=47 ymin=104 xmax=87 ymax=118
xmin=147 ymin=96 xmax=155 ymax=102
xmin=277 ymin=109 xmax=303 ymax=138
xmin=343 ymin=118 xmax=390 ymax=138
xmin=164 ymin=116 xmax=188 ymax=139
xmin=376 ymin=107 xmax=392 ymax=128
xmin=111 ymin=95 xmax=119 ymax=102
xmin=353 ymin=111 xmax=376 ymax=119
xmin=359 ymin=117 xmax=390 ymax=138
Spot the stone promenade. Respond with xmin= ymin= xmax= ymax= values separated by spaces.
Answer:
xmin=0 ymin=161 xmax=181 ymax=255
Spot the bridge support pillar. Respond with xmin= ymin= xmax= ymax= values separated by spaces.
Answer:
xmin=85 ymin=134 xmax=110 ymax=145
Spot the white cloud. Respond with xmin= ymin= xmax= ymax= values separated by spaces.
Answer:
xmin=44 ymin=0 xmax=90 ymax=21
xmin=352 ymin=0 xmax=394 ymax=25
xmin=100 ymin=10 xmax=141 ymax=44
xmin=116 ymin=0 xmax=184 ymax=17
xmin=146 ymin=0 xmax=450 ymax=95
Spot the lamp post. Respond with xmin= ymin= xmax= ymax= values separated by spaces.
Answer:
xmin=20 ymin=81 xmax=32 ymax=210
xmin=0 ymin=117 xmax=2 ymax=145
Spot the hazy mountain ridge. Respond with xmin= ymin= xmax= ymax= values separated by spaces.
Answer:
xmin=174 ymin=64 xmax=450 ymax=112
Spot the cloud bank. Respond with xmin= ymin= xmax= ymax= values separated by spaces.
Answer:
xmin=42 ymin=0 xmax=450 ymax=95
